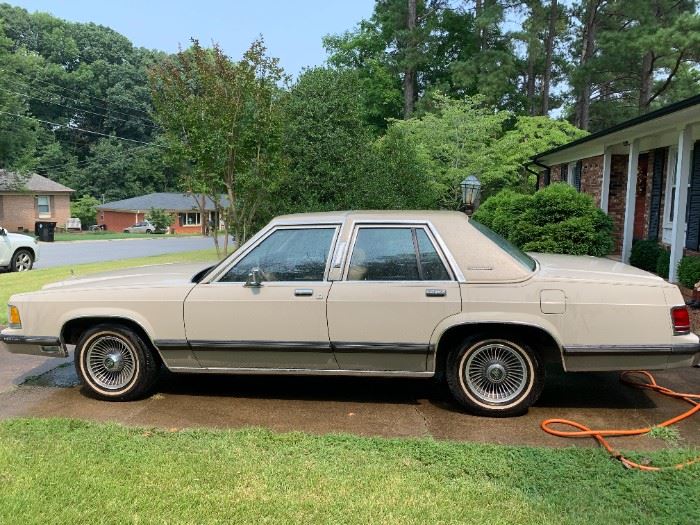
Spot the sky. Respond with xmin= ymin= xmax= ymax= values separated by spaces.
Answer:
xmin=9 ymin=0 xmax=376 ymax=77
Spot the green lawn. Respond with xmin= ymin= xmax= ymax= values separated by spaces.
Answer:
xmin=0 ymin=249 xmax=218 ymax=324
xmin=0 ymin=419 xmax=697 ymax=524
xmin=53 ymin=231 xmax=200 ymax=241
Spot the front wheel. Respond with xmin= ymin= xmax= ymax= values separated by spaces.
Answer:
xmin=11 ymin=249 xmax=33 ymax=272
xmin=446 ymin=335 xmax=544 ymax=417
xmin=75 ymin=324 xmax=160 ymax=401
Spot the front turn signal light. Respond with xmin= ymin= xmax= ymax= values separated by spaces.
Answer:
xmin=8 ymin=305 xmax=21 ymax=329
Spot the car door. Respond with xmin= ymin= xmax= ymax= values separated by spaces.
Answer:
xmin=184 ymin=225 xmax=340 ymax=369
xmin=0 ymin=230 xmax=10 ymax=266
xmin=327 ymin=224 xmax=461 ymax=372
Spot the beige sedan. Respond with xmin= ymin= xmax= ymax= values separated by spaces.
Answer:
xmin=2 ymin=211 xmax=698 ymax=416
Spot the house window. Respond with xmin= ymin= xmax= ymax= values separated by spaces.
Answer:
xmin=664 ymin=147 xmax=688 ymax=223
xmin=566 ymin=163 xmax=574 ymax=185
xmin=180 ymin=212 xmax=201 ymax=226
xmin=37 ymin=195 xmax=51 ymax=218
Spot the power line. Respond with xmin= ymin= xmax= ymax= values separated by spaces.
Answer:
xmin=0 ymin=110 xmax=159 ymax=146
xmin=35 ymin=143 xmax=156 ymax=172
xmin=0 ymin=69 xmax=158 ymax=124
xmin=0 ymin=85 xmax=161 ymax=131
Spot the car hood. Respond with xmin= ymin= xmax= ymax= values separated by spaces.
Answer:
xmin=530 ymin=253 xmax=666 ymax=286
xmin=6 ymin=232 xmax=35 ymax=244
xmin=41 ymin=262 xmax=214 ymax=291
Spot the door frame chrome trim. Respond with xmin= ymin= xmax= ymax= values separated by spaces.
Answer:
xmin=205 ymin=223 xmax=342 ymax=284
xmin=342 ymin=220 xmax=463 ymax=282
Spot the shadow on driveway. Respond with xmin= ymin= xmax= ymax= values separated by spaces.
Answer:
xmin=1 ymin=363 xmax=698 ymax=451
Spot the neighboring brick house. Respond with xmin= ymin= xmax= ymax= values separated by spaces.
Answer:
xmin=531 ymin=94 xmax=700 ymax=283
xmin=96 ymin=193 xmax=226 ymax=234
xmin=0 ymin=170 xmax=74 ymax=232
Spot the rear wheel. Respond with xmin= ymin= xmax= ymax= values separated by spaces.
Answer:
xmin=75 ymin=323 xmax=160 ymax=401
xmin=446 ymin=335 xmax=544 ymax=417
xmin=10 ymin=249 xmax=33 ymax=272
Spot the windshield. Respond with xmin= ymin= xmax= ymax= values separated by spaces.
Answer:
xmin=470 ymin=220 xmax=537 ymax=272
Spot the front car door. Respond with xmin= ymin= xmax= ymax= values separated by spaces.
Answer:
xmin=327 ymin=223 xmax=461 ymax=372
xmin=184 ymin=224 xmax=340 ymax=370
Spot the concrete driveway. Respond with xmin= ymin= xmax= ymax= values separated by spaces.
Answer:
xmin=35 ymin=236 xmax=216 ymax=268
xmin=1 ymin=360 xmax=698 ymax=451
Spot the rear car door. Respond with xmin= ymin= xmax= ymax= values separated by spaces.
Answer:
xmin=184 ymin=225 xmax=340 ymax=370
xmin=327 ymin=224 xmax=461 ymax=372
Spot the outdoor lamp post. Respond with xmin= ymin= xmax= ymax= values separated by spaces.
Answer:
xmin=460 ymin=175 xmax=482 ymax=216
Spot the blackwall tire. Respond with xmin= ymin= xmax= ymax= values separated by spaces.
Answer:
xmin=74 ymin=323 xmax=160 ymax=401
xmin=446 ymin=335 xmax=544 ymax=417
xmin=10 ymin=249 xmax=33 ymax=272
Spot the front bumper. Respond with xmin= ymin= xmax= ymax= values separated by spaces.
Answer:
xmin=0 ymin=332 xmax=66 ymax=358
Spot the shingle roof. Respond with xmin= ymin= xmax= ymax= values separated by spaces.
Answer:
xmin=97 ymin=192 xmax=228 ymax=212
xmin=0 ymin=170 xmax=74 ymax=193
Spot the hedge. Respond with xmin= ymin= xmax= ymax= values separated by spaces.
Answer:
xmin=677 ymin=256 xmax=700 ymax=289
xmin=472 ymin=184 xmax=614 ymax=257
xmin=629 ymin=240 xmax=663 ymax=273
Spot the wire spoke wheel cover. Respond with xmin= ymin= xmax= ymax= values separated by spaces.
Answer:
xmin=85 ymin=334 xmax=138 ymax=391
xmin=463 ymin=343 xmax=528 ymax=405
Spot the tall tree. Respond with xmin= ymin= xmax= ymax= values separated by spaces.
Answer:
xmin=541 ymin=0 xmax=558 ymax=115
xmin=404 ymin=0 xmax=418 ymax=117
xmin=150 ymin=39 xmax=285 ymax=254
xmin=571 ymin=0 xmax=605 ymax=130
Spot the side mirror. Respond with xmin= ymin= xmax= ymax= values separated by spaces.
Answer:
xmin=244 ymin=267 xmax=264 ymax=287
xmin=0 ymin=228 xmax=6 ymax=236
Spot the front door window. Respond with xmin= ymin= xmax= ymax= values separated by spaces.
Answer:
xmin=221 ymin=227 xmax=336 ymax=282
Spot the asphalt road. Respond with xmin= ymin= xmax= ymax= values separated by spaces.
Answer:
xmin=1 ymin=362 xmax=698 ymax=450
xmin=35 ymin=236 xmax=216 ymax=268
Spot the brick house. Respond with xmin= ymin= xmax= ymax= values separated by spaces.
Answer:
xmin=0 ymin=170 xmax=74 ymax=232
xmin=532 ymin=94 xmax=700 ymax=283
xmin=96 ymin=193 xmax=225 ymax=234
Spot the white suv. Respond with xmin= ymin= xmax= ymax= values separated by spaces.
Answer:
xmin=0 ymin=227 xmax=39 ymax=272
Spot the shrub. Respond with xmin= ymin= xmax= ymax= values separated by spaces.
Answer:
xmin=70 ymin=195 xmax=100 ymax=229
xmin=656 ymin=249 xmax=670 ymax=279
xmin=629 ymin=240 xmax=663 ymax=273
xmin=146 ymin=208 xmax=174 ymax=231
xmin=677 ymin=256 xmax=700 ymax=289
xmin=472 ymin=183 xmax=614 ymax=257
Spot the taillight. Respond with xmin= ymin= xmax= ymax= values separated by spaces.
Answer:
xmin=671 ymin=306 xmax=691 ymax=335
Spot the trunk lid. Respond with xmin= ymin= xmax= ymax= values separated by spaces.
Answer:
xmin=531 ymin=253 xmax=666 ymax=286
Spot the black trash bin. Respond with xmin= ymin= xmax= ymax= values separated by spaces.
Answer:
xmin=35 ymin=221 xmax=57 ymax=242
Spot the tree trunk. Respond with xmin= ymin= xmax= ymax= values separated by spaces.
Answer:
xmin=403 ymin=0 xmax=417 ymax=119
xmin=639 ymin=50 xmax=654 ymax=113
xmin=541 ymin=0 xmax=557 ymax=115
xmin=526 ymin=42 xmax=536 ymax=116
xmin=574 ymin=0 xmax=600 ymax=130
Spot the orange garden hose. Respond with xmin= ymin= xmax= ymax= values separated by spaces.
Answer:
xmin=541 ymin=371 xmax=700 ymax=471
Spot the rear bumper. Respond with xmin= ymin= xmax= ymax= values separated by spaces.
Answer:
xmin=563 ymin=343 xmax=700 ymax=372
xmin=0 ymin=333 xmax=67 ymax=358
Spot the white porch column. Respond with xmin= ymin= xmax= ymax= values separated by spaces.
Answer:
xmin=621 ymin=139 xmax=640 ymax=263
xmin=600 ymin=146 xmax=612 ymax=213
xmin=669 ymin=125 xmax=694 ymax=283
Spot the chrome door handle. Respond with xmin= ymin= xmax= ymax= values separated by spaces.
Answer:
xmin=294 ymin=288 xmax=314 ymax=297
xmin=425 ymin=288 xmax=446 ymax=297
